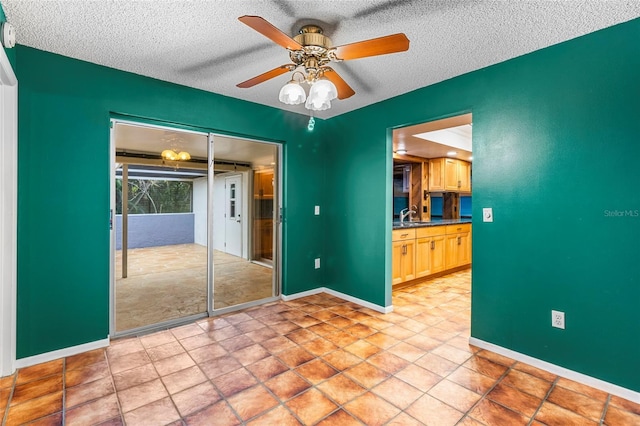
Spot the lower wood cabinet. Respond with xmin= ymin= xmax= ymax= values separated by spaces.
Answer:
xmin=445 ymin=224 xmax=471 ymax=270
xmin=393 ymin=224 xmax=471 ymax=287
xmin=415 ymin=227 xmax=446 ymax=278
xmin=392 ymin=229 xmax=416 ymax=285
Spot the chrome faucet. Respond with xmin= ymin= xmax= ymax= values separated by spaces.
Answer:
xmin=400 ymin=207 xmax=416 ymax=224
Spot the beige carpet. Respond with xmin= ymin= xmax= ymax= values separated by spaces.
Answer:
xmin=115 ymin=244 xmax=273 ymax=332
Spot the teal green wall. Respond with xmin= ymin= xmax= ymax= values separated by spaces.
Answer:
xmin=325 ymin=18 xmax=640 ymax=392
xmin=15 ymin=46 xmax=326 ymax=358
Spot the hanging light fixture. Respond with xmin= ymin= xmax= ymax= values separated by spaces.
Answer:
xmin=278 ymin=71 xmax=306 ymax=105
xmin=305 ymin=77 xmax=337 ymax=111
xmin=161 ymin=149 xmax=191 ymax=161
xmin=309 ymin=78 xmax=337 ymax=103
xmin=278 ymin=67 xmax=338 ymax=112
xmin=161 ymin=132 xmax=191 ymax=163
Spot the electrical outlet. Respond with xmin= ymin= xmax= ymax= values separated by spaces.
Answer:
xmin=314 ymin=258 xmax=320 ymax=269
xmin=551 ymin=310 xmax=565 ymax=329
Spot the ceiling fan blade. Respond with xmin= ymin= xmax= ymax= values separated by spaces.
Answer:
xmin=238 ymin=15 xmax=303 ymax=51
xmin=332 ymin=33 xmax=410 ymax=61
xmin=322 ymin=68 xmax=355 ymax=100
xmin=237 ymin=65 xmax=292 ymax=88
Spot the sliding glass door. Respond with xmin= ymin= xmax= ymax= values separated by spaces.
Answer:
xmin=210 ymin=135 xmax=280 ymax=310
xmin=111 ymin=121 xmax=210 ymax=334
xmin=110 ymin=122 xmax=281 ymax=336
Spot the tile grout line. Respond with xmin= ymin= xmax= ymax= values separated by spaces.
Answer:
xmin=173 ymin=312 xmax=306 ymax=424
xmin=233 ymin=313 xmax=313 ymax=425
xmin=61 ymin=358 xmax=66 ymax=424
xmin=1 ymin=373 xmax=17 ymax=426
xmin=528 ymin=376 xmax=560 ymax=425
xmin=103 ymin=347 xmax=126 ymax=424
xmin=451 ymin=358 xmax=516 ymax=425
xmin=146 ymin=331 xmax=198 ymax=423
xmin=170 ymin=322 xmax=235 ymax=423
xmin=600 ymin=393 xmax=612 ymax=425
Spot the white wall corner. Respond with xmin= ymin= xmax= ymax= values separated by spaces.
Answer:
xmin=280 ymin=288 xmax=324 ymax=302
xmin=323 ymin=288 xmax=393 ymax=314
xmin=469 ymin=337 xmax=640 ymax=404
xmin=0 ymin=46 xmax=17 ymax=377
xmin=282 ymin=287 xmax=393 ymax=314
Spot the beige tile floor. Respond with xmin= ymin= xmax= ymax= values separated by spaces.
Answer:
xmin=2 ymin=269 xmax=639 ymax=425
xmin=115 ymin=244 xmax=273 ymax=331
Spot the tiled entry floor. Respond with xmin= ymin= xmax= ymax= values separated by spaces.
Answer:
xmin=1 ymin=270 xmax=639 ymax=425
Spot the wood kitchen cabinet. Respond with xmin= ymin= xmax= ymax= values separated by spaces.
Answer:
xmin=415 ymin=226 xmax=446 ymax=278
xmin=430 ymin=235 xmax=446 ymax=273
xmin=253 ymin=169 xmax=274 ymax=261
xmin=393 ymin=224 xmax=470 ymax=287
xmin=428 ymin=158 xmax=445 ymax=191
xmin=429 ymin=158 xmax=471 ymax=192
xmin=458 ymin=161 xmax=471 ymax=192
xmin=255 ymin=170 xmax=273 ymax=198
xmin=444 ymin=224 xmax=471 ymax=269
xmin=392 ymin=229 xmax=416 ymax=285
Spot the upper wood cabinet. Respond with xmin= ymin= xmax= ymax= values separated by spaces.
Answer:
xmin=429 ymin=158 xmax=445 ymax=191
xmin=429 ymin=158 xmax=471 ymax=192
xmin=458 ymin=161 xmax=471 ymax=192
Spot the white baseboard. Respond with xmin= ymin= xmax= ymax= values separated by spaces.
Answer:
xmin=14 ymin=338 xmax=110 ymax=370
xmin=281 ymin=288 xmax=324 ymax=302
xmin=282 ymin=288 xmax=393 ymax=314
xmin=469 ymin=337 xmax=640 ymax=404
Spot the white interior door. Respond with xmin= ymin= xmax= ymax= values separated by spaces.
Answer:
xmin=225 ymin=175 xmax=242 ymax=257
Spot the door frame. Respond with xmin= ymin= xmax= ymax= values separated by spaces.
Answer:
xmin=108 ymin=122 xmax=284 ymax=334
xmin=0 ymin=47 xmax=17 ymax=377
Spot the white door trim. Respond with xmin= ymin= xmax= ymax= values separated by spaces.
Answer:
xmin=0 ymin=47 xmax=18 ymax=377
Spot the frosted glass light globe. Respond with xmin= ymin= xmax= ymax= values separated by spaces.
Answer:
xmin=279 ymin=81 xmax=306 ymax=105
xmin=309 ymin=78 xmax=337 ymax=102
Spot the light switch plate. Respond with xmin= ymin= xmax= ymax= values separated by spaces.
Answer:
xmin=314 ymin=205 xmax=320 ymax=215
xmin=483 ymin=207 xmax=493 ymax=222
xmin=314 ymin=258 xmax=320 ymax=269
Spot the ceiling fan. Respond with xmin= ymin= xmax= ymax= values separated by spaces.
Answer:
xmin=236 ymin=15 xmax=410 ymax=111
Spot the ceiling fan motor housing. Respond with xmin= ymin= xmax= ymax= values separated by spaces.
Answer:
xmin=294 ymin=25 xmax=332 ymax=48
xmin=291 ymin=25 xmax=333 ymax=68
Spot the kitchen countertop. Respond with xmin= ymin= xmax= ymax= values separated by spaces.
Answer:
xmin=392 ymin=218 xmax=472 ymax=229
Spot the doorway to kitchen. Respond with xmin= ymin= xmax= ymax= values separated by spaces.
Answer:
xmin=110 ymin=120 xmax=281 ymax=336
xmin=391 ymin=113 xmax=472 ymax=289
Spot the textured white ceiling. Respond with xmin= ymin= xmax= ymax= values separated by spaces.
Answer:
xmin=3 ymin=1 xmax=639 ymax=119
xmin=114 ymin=122 xmax=277 ymax=167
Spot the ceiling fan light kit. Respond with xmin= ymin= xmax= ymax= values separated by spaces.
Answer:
xmin=278 ymin=73 xmax=307 ymax=105
xmin=161 ymin=149 xmax=191 ymax=162
xmin=236 ymin=15 xmax=410 ymax=114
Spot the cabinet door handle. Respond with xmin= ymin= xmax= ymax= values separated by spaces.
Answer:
xmin=402 ymin=244 xmax=406 ymax=255
xmin=457 ymin=236 xmax=461 ymax=245
xmin=458 ymin=180 xmax=461 ymax=188
xmin=431 ymin=241 xmax=435 ymax=250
